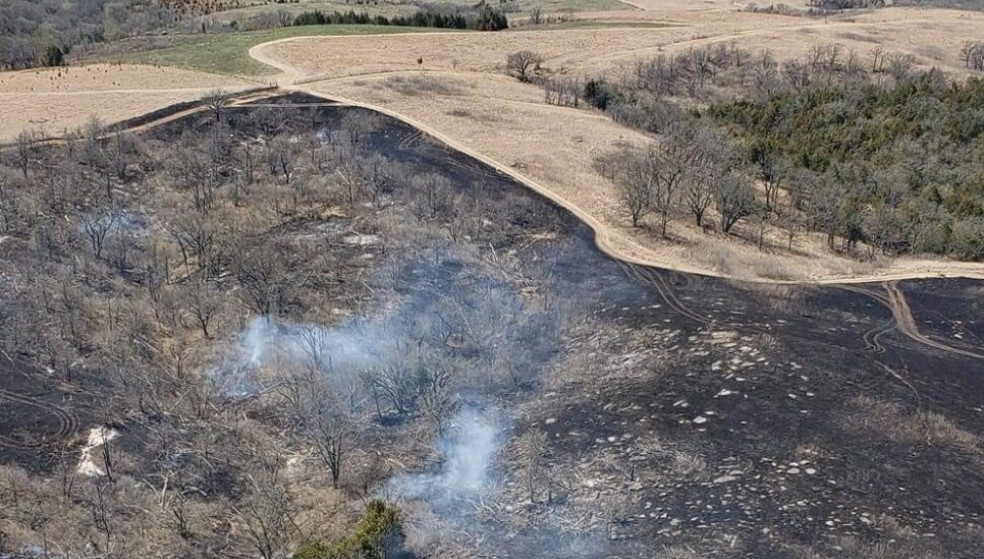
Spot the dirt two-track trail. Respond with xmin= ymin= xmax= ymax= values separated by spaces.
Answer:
xmin=246 ymin=36 xmax=984 ymax=287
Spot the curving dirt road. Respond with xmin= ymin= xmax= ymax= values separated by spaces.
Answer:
xmin=246 ymin=34 xmax=984 ymax=287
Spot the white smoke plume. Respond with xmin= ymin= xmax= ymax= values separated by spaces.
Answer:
xmin=207 ymin=316 xmax=385 ymax=398
xmin=387 ymin=406 xmax=503 ymax=507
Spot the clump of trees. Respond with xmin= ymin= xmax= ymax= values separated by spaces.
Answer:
xmin=0 ymin=90 xmax=583 ymax=558
xmin=961 ymin=40 xmax=984 ymax=71
xmin=708 ymin=72 xmax=984 ymax=259
xmin=292 ymin=6 xmax=508 ymax=31
xmin=563 ymin=39 xmax=984 ymax=259
xmin=807 ymin=0 xmax=885 ymax=8
xmin=599 ymin=121 xmax=760 ymax=236
xmin=506 ymin=50 xmax=543 ymax=82
xmin=0 ymin=0 xmax=182 ymax=70
xmin=294 ymin=501 xmax=410 ymax=559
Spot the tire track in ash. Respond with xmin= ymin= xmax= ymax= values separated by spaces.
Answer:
xmin=862 ymin=320 xmax=894 ymax=354
xmin=0 ymin=387 xmax=79 ymax=450
xmin=884 ymin=281 xmax=984 ymax=361
xmin=842 ymin=281 xmax=984 ymax=361
xmin=836 ymin=283 xmax=902 ymax=355
xmin=618 ymin=263 xmax=922 ymax=400
xmin=398 ymin=129 xmax=423 ymax=150
xmin=617 ymin=261 xmax=710 ymax=326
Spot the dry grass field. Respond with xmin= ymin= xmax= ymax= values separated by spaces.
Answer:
xmin=259 ymin=9 xmax=984 ymax=81
xmin=249 ymin=5 xmax=984 ymax=281
xmin=0 ymin=64 xmax=256 ymax=140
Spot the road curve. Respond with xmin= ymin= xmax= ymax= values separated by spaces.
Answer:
xmin=247 ymin=35 xmax=984 ymax=285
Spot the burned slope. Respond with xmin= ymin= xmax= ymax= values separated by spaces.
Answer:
xmin=0 ymin=94 xmax=982 ymax=559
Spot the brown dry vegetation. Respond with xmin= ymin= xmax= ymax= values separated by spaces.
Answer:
xmin=244 ymin=4 xmax=984 ymax=282
xmin=0 ymin=64 xmax=256 ymax=140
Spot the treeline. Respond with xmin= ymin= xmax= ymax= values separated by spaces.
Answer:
xmin=292 ymin=5 xmax=508 ymax=31
xmin=708 ymin=72 xmax=984 ymax=259
xmin=806 ymin=0 xmax=885 ymax=8
xmin=0 ymin=0 xmax=182 ymax=70
xmin=518 ymin=39 xmax=984 ymax=259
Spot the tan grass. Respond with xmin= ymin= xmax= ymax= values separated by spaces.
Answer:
xmin=0 ymin=64 xmax=255 ymax=140
xmin=843 ymin=395 xmax=980 ymax=452
xmin=255 ymin=5 xmax=984 ymax=282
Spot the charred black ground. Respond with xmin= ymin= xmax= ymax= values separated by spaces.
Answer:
xmin=1 ymin=93 xmax=982 ymax=559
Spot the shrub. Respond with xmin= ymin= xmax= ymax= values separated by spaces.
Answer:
xmin=293 ymin=501 xmax=410 ymax=559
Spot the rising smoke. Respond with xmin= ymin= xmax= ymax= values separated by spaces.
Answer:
xmin=207 ymin=316 xmax=385 ymax=398
xmin=387 ymin=406 xmax=503 ymax=507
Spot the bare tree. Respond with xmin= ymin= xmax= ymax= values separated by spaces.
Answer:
xmin=612 ymin=149 xmax=655 ymax=228
xmin=651 ymin=123 xmax=712 ymax=238
xmin=311 ymin=404 xmax=352 ymax=489
xmin=506 ymin=50 xmax=542 ymax=82
xmin=201 ymin=89 xmax=228 ymax=122
xmin=232 ymin=470 xmax=297 ymax=559
xmin=417 ymin=365 xmax=459 ymax=436
xmin=80 ymin=205 xmax=121 ymax=259
xmin=886 ymin=52 xmax=916 ymax=81
xmin=277 ymin=9 xmax=293 ymax=28
xmin=684 ymin=166 xmax=715 ymax=228
xmin=515 ymin=429 xmax=551 ymax=503
xmin=183 ymin=278 xmax=222 ymax=339
xmin=12 ymin=129 xmax=38 ymax=178
xmin=361 ymin=361 xmax=416 ymax=419
xmin=755 ymin=150 xmax=786 ymax=214
xmin=713 ymin=174 xmax=757 ymax=233
xmin=234 ymin=242 xmax=300 ymax=317
xmin=266 ymin=137 xmax=300 ymax=186
xmin=295 ymin=324 xmax=330 ymax=373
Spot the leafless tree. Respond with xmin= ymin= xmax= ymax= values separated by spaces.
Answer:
xmin=169 ymin=144 xmax=219 ymax=212
xmin=755 ymin=151 xmax=786 ymax=214
xmin=339 ymin=111 xmax=380 ymax=147
xmin=410 ymin=172 xmax=454 ymax=221
xmin=232 ymin=470 xmax=297 ymax=559
xmin=80 ymin=205 xmax=121 ymax=259
xmin=685 ymin=166 xmax=715 ymax=228
xmin=277 ymin=9 xmax=293 ymax=28
xmin=651 ymin=123 xmax=713 ymax=238
xmin=750 ymin=50 xmax=781 ymax=98
xmin=234 ymin=242 xmax=300 ymax=317
xmin=515 ymin=429 xmax=551 ymax=503
xmin=361 ymin=360 xmax=416 ymax=419
xmin=183 ymin=278 xmax=222 ymax=338
xmin=960 ymin=40 xmax=984 ymax=71
xmin=635 ymin=54 xmax=676 ymax=100
xmin=542 ymin=76 xmax=577 ymax=107
xmin=506 ymin=50 xmax=542 ymax=82
xmin=417 ymin=365 xmax=459 ymax=435
xmin=613 ymin=148 xmax=655 ymax=228
xmin=886 ymin=52 xmax=916 ymax=81
xmin=311 ymin=404 xmax=352 ymax=489
xmin=267 ymin=136 xmax=300 ymax=186
xmin=201 ymin=89 xmax=227 ymax=122
xmin=713 ymin=174 xmax=757 ymax=234
xmin=12 ymin=129 xmax=38 ymax=178
xmin=296 ymin=324 xmax=330 ymax=373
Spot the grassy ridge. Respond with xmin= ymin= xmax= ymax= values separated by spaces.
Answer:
xmin=112 ymin=25 xmax=462 ymax=76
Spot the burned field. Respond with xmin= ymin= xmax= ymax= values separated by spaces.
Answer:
xmin=1 ymin=93 xmax=983 ymax=559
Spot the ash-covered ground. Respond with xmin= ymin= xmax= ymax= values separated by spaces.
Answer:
xmin=1 ymin=93 xmax=982 ymax=559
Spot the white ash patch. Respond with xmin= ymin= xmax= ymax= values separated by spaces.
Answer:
xmin=342 ymin=233 xmax=380 ymax=246
xmin=77 ymin=427 xmax=119 ymax=477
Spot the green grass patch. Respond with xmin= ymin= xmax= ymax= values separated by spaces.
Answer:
xmin=110 ymin=25 xmax=461 ymax=76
